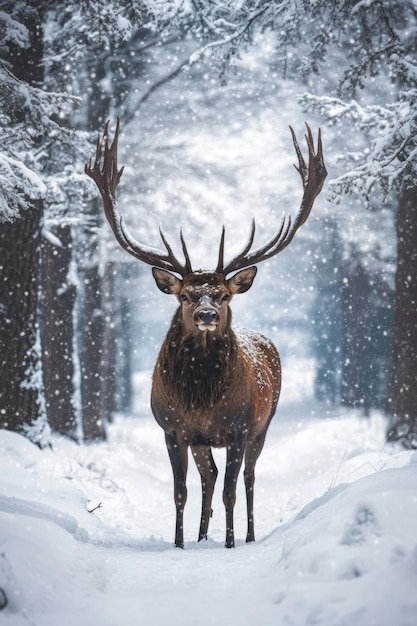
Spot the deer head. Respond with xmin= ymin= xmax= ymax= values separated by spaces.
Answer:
xmin=152 ymin=268 xmax=256 ymax=337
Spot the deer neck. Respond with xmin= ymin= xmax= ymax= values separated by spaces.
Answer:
xmin=159 ymin=308 xmax=238 ymax=411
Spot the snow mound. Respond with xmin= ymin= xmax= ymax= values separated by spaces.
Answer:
xmin=260 ymin=464 xmax=417 ymax=626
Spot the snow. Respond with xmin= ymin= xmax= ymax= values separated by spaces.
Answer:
xmin=1 ymin=369 xmax=416 ymax=626
xmin=0 ymin=152 xmax=46 ymax=221
xmin=0 ymin=11 xmax=29 ymax=49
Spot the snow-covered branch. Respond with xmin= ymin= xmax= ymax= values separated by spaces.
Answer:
xmin=188 ymin=5 xmax=269 ymax=65
xmin=299 ymin=89 xmax=417 ymax=201
xmin=0 ymin=153 xmax=46 ymax=221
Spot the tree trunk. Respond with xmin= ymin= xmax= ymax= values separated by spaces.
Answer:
xmin=76 ymin=53 xmax=117 ymax=440
xmin=313 ymin=223 xmax=343 ymax=405
xmin=80 ymin=265 xmax=106 ymax=441
xmin=0 ymin=203 xmax=45 ymax=434
xmin=0 ymin=7 xmax=48 ymax=441
xmin=341 ymin=261 xmax=371 ymax=415
xmin=99 ymin=262 xmax=118 ymax=420
xmin=387 ymin=188 xmax=417 ymax=447
xmin=41 ymin=225 xmax=78 ymax=437
xmin=117 ymin=293 xmax=133 ymax=413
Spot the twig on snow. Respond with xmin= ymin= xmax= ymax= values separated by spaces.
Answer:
xmin=87 ymin=502 xmax=103 ymax=514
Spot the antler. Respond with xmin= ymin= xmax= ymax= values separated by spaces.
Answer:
xmin=217 ymin=123 xmax=327 ymax=276
xmin=85 ymin=117 xmax=192 ymax=277
xmin=86 ymin=119 xmax=326 ymax=278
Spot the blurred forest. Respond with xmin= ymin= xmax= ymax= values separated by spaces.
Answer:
xmin=0 ymin=1 xmax=416 ymax=447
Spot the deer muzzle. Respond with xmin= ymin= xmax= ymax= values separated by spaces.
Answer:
xmin=195 ymin=308 xmax=218 ymax=332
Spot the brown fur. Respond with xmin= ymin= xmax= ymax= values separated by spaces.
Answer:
xmin=156 ymin=308 xmax=237 ymax=412
xmin=150 ymin=269 xmax=281 ymax=548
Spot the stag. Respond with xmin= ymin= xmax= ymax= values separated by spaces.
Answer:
xmin=85 ymin=118 xmax=327 ymax=548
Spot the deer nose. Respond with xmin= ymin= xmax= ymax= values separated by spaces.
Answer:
xmin=198 ymin=309 xmax=217 ymax=324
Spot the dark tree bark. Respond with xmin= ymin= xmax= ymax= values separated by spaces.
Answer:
xmin=341 ymin=261 xmax=371 ymax=415
xmin=80 ymin=263 xmax=106 ymax=441
xmin=0 ymin=203 xmax=44 ymax=432
xmin=99 ymin=262 xmax=118 ymax=420
xmin=41 ymin=225 xmax=78 ymax=437
xmin=313 ymin=281 xmax=343 ymax=405
xmin=77 ymin=50 xmax=121 ymax=439
xmin=387 ymin=188 xmax=417 ymax=447
xmin=313 ymin=223 xmax=343 ymax=405
xmin=366 ymin=279 xmax=394 ymax=411
xmin=0 ymin=6 xmax=47 ymax=438
xmin=117 ymin=293 xmax=133 ymax=413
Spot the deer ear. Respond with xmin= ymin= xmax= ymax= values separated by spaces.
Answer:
xmin=228 ymin=267 xmax=257 ymax=294
xmin=152 ymin=268 xmax=182 ymax=295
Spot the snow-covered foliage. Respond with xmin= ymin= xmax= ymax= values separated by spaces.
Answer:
xmin=0 ymin=4 xmax=76 ymax=221
xmin=0 ymin=373 xmax=416 ymax=624
xmin=43 ymin=1 xmax=150 ymax=91
xmin=299 ymin=85 xmax=417 ymax=200
xmin=0 ymin=46 xmax=75 ymax=219
xmin=0 ymin=1 xmax=152 ymax=223
xmin=0 ymin=151 xmax=45 ymax=221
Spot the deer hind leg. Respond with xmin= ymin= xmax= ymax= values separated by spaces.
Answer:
xmin=223 ymin=433 xmax=246 ymax=548
xmin=191 ymin=445 xmax=218 ymax=542
xmin=165 ymin=432 xmax=188 ymax=548
xmin=244 ymin=430 xmax=268 ymax=543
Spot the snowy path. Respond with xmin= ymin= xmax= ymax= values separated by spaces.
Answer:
xmin=1 ymin=372 xmax=417 ymax=626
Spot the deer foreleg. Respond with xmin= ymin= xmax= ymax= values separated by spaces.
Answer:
xmin=223 ymin=433 xmax=246 ymax=548
xmin=191 ymin=445 xmax=218 ymax=542
xmin=165 ymin=432 xmax=188 ymax=548
xmin=244 ymin=431 xmax=267 ymax=543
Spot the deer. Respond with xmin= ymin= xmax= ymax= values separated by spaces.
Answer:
xmin=85 ymin=117 xmax=327 ymax=548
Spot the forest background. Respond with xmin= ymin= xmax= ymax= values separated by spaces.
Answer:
xmin=0 ymin=0 xmax=416 ymax=448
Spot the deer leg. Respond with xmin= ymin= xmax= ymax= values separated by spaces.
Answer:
xmin=223 ymin=433 xmax=246 ymax=548
xmin=244 ymin=431 xmax=267 ymax=543
xmin=165 ymin=432 xmax=188 ymax=549
xmin=191 ymin=446 xmax=218 ymax=542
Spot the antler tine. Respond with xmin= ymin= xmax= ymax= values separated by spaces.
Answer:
xmin=215 ymin=226 xmax=226 ymax=274
xmin=222 ymin=214 xmax=290 ymax=275
xmin=85 ymin=117 xmax=192 ymax=277
xmin=159 ymin=226 xmax=193 ymax=276
xmin=250 ymin=214 xmax=292 ymax=262
xmin=180 ymin=229 xmax=193 ymax=275
xmin=220 ymin=124 xmax=327 ymax=277
xmin=317 ymin=126 xmax=323 ymax=157
xmin=289 ymin=124 xmax=307 ymax=184
xmin=219 ymin=220 xmax=256 ymax=275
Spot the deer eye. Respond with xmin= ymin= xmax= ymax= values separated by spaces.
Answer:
xmin=221 ymin=294 xmax=230 ymax=303
xmin=180 ymin=294 xmax=189 ymax=303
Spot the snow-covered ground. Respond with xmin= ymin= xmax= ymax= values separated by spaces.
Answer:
xmin=1 ymin=369 xmax=416 ymax=626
